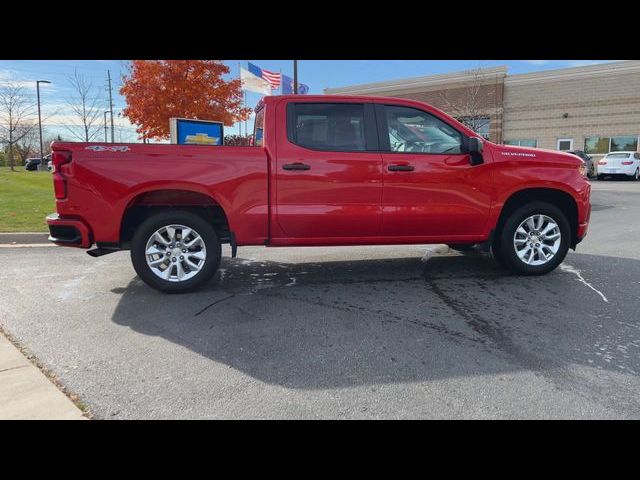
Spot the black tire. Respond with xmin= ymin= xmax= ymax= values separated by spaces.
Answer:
xmin=634 ymin=169 xmax=640 ymax=181
xmin=447 ymin=244 xmax=475 ymax=252
xmin=597 ymin=174 xmax=605 ymax=181
xmin=130 ymin=210 xmax=221 ymax=293
xmin=494 ymin=201 xmax=570 ymax=276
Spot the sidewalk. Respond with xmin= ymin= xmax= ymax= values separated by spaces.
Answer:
xmin=0 ymin=332 xmax=86 ymax=420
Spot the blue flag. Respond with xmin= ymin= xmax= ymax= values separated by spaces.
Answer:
xmin=281 ymin=74 xmax=309 ymax=95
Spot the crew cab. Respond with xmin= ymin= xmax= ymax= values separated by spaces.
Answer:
xmin=47 ymin=95 xmax=591 ymax=292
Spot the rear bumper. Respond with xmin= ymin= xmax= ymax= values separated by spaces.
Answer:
xmin=46 ymin=213 xmax=92 ymax=248
xmin=598 ymin=165 xmax=637 ymax=176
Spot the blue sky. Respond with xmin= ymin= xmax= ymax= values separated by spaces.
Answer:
xmin=0 ymin=59 xmax=616 ymax=140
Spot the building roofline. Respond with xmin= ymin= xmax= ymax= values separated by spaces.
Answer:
xmin=505 ymin=61 xmax=640 ymax=85
xmin=324 ymin=66 xmax=509 ymax=95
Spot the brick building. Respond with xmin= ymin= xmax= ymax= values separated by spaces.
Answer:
xmin=324 ymin=61 xmax=640 ymax=159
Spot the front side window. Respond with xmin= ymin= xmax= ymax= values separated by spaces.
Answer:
xmin=385 ymin=105 xmax=462 ymax=154
xmin=456 ymin=116 xmax=491 ymax=140
xmin=292 ymin=103 xmax=366 ymax=151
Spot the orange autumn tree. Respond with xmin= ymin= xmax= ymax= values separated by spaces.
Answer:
xmin=120 ymin=60 xmax=251 ymax=141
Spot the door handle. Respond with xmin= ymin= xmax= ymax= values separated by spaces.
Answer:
xmin=388 ymin=164 xmax=414 ymax=172
xmin=283 ymin=162 xmax=311 ymax=171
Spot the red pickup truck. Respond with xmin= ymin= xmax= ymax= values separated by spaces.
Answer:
xmin=47 ymin=95 xmax=591 ymax=292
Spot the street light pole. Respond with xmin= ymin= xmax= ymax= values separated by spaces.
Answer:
xmin=36 ymin=80 xmax=51 ymax=171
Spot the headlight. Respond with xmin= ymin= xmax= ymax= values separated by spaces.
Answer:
xmin=578 ymin=164 xmax=587 ymax=176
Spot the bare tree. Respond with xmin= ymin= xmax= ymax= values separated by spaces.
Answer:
xmin=64 ymin=70 xmax=104 ymax=142
xmin=437 ymin=65 xmax=498 ymax=140
xmin=0 ymin=83 xmax=37 ymax=171
xmin=14 ymin=125 xmax=39 ymax=162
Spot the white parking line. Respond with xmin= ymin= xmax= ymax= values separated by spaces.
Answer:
xmin=560 ymin=264 xmax=609 ymax=303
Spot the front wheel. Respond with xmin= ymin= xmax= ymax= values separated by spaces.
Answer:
xmin=130 ymin=210 xmax=221 ymax=293
xmin=494 ymin=202 xmax=570 ymax=275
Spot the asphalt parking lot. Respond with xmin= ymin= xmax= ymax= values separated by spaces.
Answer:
xmin=1 ymin=180 xmax=639 ymax=419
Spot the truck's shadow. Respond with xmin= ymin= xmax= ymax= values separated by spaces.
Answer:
xmin=110 ymin=251 xmax=640 ymax=405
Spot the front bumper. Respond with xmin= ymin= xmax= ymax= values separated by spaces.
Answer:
xmin=46 ymin=213 xmax=92 ymax=248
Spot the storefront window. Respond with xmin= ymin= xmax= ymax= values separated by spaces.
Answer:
xmin=505 ymin=139 xmax=537 ymax=147
xmin=610 ymin=136 xmax=638 ymax=152
xmin=584 ymin=137 xmax=610 ymax=154
xmin=585 ymin=136 xmax=639 ymax=153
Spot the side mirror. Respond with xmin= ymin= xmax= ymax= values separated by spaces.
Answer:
xmin=468 ymin=137 xmax=484 ymax=166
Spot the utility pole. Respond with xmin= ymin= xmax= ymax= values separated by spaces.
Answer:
xmin=293 ymin=60 xmax=298 ymax=94
xmin=104 ymin=111 xmax=109 ymax=142
xmin=107 ymin=70 xmax=115 ymax=142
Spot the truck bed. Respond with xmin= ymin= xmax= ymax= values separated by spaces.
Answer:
xmin=51 ymin=142 xmax=270 ymax=246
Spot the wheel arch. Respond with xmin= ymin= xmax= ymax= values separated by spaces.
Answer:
xmin=119 ymin=188 xmax=232 ymax=248
xmin=494 ymin=187 xmax=579 ymax=249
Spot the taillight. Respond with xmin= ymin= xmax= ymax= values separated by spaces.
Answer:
xmin=598 ymin=160 xmax=607 ymax=165
xmin=52 ymin=150 xmax=71 ymax=171
xmin=52 ymin=150 xmax=72 ymax=199
xmin=622 ymin=161 xmax=633 ymax=165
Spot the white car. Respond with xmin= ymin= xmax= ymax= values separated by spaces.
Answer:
xmin=597 ymin=151 xmax=640 ymax=180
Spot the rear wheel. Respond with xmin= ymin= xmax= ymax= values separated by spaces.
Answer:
xmin=634 ymin=168 xmax=639 ymax=181
xmin=130 ymin=210 xmax=221 ymax=293
xmin=597 ymin=174 xmax=605 ymax=181
xmin=494 ymin=201 xmax=570 ymax=275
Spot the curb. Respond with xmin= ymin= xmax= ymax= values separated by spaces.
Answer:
xmin=0 ymin=233 xmax=50 ymax=245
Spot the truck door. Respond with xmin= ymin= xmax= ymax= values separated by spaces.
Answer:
xmin=274 ymin=101 xmax=383 ymax=239
xmin=377 ymin=104 xmax=492 ymax=237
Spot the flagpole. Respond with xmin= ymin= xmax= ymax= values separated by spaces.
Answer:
xmin=293 ymin=60 xmax=298 ymax=95
xmin=238 ymin=62 xmax=244 ymax=137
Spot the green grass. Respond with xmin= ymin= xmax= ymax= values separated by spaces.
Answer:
xmin=0 ymin=167 xmax=55 ymax=232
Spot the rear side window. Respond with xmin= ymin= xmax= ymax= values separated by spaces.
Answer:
xmin=290 ymin=103 xmax=366 ymax=151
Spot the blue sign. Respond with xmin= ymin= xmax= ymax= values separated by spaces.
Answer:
xmin=171 ymin=118 xmax=224 ymax=146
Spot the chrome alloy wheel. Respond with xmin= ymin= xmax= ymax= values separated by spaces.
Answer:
xmin=513 ymin=214 xmax=561 ymax=266
xmin=145 ymin=224 xmax=207 ymax=282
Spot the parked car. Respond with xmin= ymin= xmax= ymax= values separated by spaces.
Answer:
xmin=567 ymin=150 xmax=594 ymax=178
xmin=597 ymin=152 xmax=640 ymax=180
xmin=24 ymin=158 xmax=41 ymax=171
xmin=46 ymin=95 xmax=592 ymax=293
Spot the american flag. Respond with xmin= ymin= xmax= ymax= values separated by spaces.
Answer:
xmin=261 ymin=69 xmax=281 ymax=90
